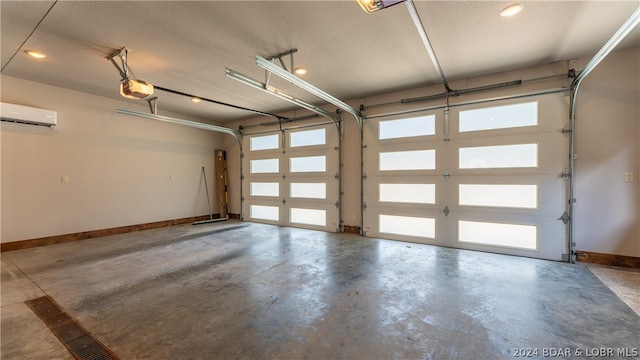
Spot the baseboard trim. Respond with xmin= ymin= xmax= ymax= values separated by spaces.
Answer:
xmin=1 ymin=214 xmax=217 ymax=252
xmin=343 ymin=225 xmax=361 ymax=235
xmin=576 ymin=250 xmax=640 ymax=269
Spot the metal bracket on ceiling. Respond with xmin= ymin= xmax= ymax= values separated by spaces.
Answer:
xmin=226 ymin=67 xmax=339 ymax=123
xmin=263 ymin=49 xmax=298 ymax=87
xmin=265 ymin=49 xmax=298 ymax=73
xmin=146 ymin=97 xmax=158 ymax=114
xmin=106 ymin=47 xmax=130 ymax=81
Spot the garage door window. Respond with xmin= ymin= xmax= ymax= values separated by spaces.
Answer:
xmin=458 ymin=220 xmax=537 ymax=250
xmin=459 ymin=144 xmax=538 ymax=169
xmin=379 ymin=214 xmax=436 ymax=238
xmin=291 ymin=208 xmax=326 ymax=226
xmin=251 ymin=205 xmax=279 ymax=221
xmin=290 ymin=183 xmax=326 ymax=199
xmin=459 ymin=102 xmax=537 ymax=132
xmin=290 ymin=156 xmax=326 ymax=173
xmin=290 ymin=128 xmax=326 ymax=147
xmin=379 ymin=115 xmax=435 ymax=140
xmin=250 ymin=159 xmax=279 ymax=174
xmin=250 ymin=134 xmax=279 ymax=151
xmin=379 ymin=183 xmax=435 ymax=204
xmin=459 ymin=184 xmax=537 ymax=209
xmin=250 ymin=182 xmax=279 ymax=197
xmin=380 ymin=149 xmax=436 ymax=171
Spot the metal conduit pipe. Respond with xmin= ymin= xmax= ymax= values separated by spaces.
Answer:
xmin=567 ymin=7 xmax=640 ymax=262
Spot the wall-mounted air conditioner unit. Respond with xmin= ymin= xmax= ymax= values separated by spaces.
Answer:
xmin=1 ymin=102 xmax=57 ymax=127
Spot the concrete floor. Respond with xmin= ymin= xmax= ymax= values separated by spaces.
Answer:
xmin=2 ymin=220 xmax=639 ymax=359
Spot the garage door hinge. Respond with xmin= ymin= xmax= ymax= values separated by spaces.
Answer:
xmin=562 ymin=127 xmax=573 ymax=134
xmin=362 ymin=172 xmax=367 ymax=180
xmin=443 ymin=206 xmax=450 ymax=216
xmin=444 ymin=171 xmax=450 ymax=181
xmin=363 ymin=202 xmax=367 ymax=210
xmin=562 ymin=170 xmax=571 ymax=180
xmin=335 ymin=173 xmax=340 ymax=180
xmin=560 ymin=211 xmax=571 ymax=224
xmin=241 ymin=174 xmax=245 ymax=180
xmin=240 ymin=152 xmax=245 ymax=158
xmin=335 ymin=201 xmax=340 ymax=208
xmin=282 ymin=198 xmax=287 ymax=205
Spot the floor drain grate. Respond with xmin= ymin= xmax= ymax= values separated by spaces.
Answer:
xmin=25 ymin=296 xmax=120 ymax=360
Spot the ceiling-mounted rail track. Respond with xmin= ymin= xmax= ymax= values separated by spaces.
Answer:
xmin=225 ymin=68 xmax=339 ymax=123
xmin=405 ymin=0 xmax=452 ymax=93
xmin=116 ymin=108 xmax=241 ymax=146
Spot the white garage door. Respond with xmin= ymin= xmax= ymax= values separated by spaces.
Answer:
xmin=242 ymin=123 xmax=340 ymax=232
xmin=363 ymin=93 xmax=569 ymax=260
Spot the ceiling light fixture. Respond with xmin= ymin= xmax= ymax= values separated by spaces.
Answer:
xmin=500 ymin=3 xmax=525 ymax=17
xmin=191 ymin=97 xmax=202 ymax=103
xmin=294 ymin=67 xmax=308 ymax=75
xmin=107 ymin=47 xmax=154 ymax=99
xmin=25 ymin=50 xmax=47 ymax=59
xmin=357 ymin=0 xmax=406 ymax=13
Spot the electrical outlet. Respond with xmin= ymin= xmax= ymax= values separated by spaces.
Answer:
xmin=624 ymin=172 xmax=634 ymax=182
xmin=61 ymin=176 xmax=69 ymax=183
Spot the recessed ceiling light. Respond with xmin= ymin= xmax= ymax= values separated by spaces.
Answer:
xmin=25 ymin=50 xmax=47 ymax=59
xmin=500 ymin=3 xmax=524 ymax=17
xmin=294 ymin=67 xmax=308 ymax=75
xmin=191 ymin=97 xmax=202 ymax=103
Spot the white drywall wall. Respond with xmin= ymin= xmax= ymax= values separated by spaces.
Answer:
xmin=1 ymin=76 xmax=224 ymax=243
xmin=573 ymin=46 xmax=640 ymax=257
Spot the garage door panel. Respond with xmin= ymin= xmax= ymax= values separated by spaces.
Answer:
xmin=451 ymin=213 xmax=565 ymax=260
xmin=363 ymin=112 xmax=444 ymax=145
xmin=243 ymin=123 xmax=339 ymax=232
xmin=363 ymin=210 xmax=449 ymax=245
xmin=450 ymin=95 xmax=568 ymax=138
xmin=362 ymin=94 xmax=568 ymax=261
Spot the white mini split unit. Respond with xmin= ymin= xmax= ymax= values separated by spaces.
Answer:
xmin=0 ymin=102 xmax=57 ymax=127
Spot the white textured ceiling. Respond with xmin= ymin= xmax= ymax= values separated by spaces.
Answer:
xmin=1 ymin=1 xmax=639 ymax=123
